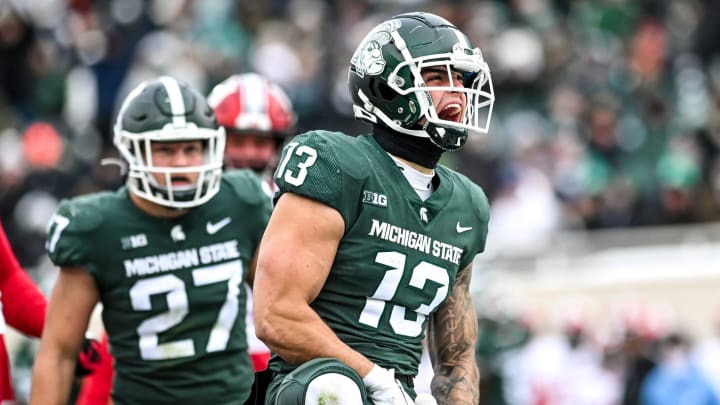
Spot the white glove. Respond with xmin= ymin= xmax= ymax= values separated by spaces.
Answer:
xmin=414 ymin=394 xmax=438 ymax=405
xmin=362 ymin=364 xmax=415 ymax=405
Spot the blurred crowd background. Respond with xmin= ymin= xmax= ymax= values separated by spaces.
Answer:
xmin=2 ymin=0 xmax=720 ymax=264
xmin=2 ymin=0 xmax=720 ymax=404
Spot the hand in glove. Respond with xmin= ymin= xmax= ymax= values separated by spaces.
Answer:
xmin=362 ymin=365 xmax=415 ymax=405
xmin=75 ymin=337 xmax=104 ymax=377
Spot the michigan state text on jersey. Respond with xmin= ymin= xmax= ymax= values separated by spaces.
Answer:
xmin=46 ymin=170 xmax=271 ymax=404
xmin=264 ymin=130 xmax=489 ymax=399
xmin=32 ymin=76 xmax=273 ymax=405
xmin=254 ymin=12 xmax=493 ymax=404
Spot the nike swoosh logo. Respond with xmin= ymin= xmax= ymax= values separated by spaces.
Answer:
xmin=207 ymin=217 xmax=232 ymax=234
xmin=456 ymin=222 xmax=472 ymax=233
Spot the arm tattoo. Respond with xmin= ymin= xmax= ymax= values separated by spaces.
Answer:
xmin=428 ymin=263 xmax=480 ymax=404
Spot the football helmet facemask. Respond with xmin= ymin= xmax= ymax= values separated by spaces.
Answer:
xmin=349 ymin=12 xmax=495 ymax=151
xmin=113 ymin=76 xmax=225 ymax=209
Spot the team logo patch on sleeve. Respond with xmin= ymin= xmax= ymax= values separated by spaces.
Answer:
xmin=362 ymin=190 xmax=387 ymax=207
xmin=121 ymin=233 xmax=148 ymax=250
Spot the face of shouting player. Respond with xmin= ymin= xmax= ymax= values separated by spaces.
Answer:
xmin=421 ymin=67 xmax=467 ymax=124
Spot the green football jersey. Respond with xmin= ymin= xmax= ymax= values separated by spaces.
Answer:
xmin=46 ymin=170 xmax=272 ymax=404
xmin=271 ymin=131 xmax=489 ymax=378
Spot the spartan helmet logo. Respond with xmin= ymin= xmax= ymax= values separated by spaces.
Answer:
xmin=350 ymin=19 xmax=401 ymax=77
xmin=419 ymin=207 xmax=429 ymax=223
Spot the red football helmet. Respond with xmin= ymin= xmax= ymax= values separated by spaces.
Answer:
xmin=207 ymin=73 xmax=296 ymax=138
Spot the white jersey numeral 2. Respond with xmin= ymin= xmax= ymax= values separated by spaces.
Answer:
xmin=129 ymin=260 xmax=243 ymax=360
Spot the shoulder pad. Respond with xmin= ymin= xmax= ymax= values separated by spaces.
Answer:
xmin=274 ymin=131 xmax=367 ymax=227
xmin=54 ymin=193 xmax=113 ymax=233
xmin=440 ymin=167 xmax=490 ymax=223
xmin=285 ymin=131 xmax=372 ymax=178
xmin=440 ymin=167 xmax=490 ymax=260
xmin=46 ymin=192 xmax=115 ymax=265
xmin=465 ymin=177 xmax=490 ymax=223
xmin=222 ymin=170 xmax=270 ymax=206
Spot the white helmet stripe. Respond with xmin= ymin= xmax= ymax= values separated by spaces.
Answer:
xmin=235 ymin=73 xmax=271 ymax=130
xmin=159 ymin=76 xmax=187 ymax=126
xmin=240 ymin=73 xmax=267 ymax=115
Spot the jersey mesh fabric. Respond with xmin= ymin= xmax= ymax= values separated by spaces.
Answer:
xmin=46 ymin=170 xmax=271 ymax=404
xmin=269 ymin=132 xmax=489 ymax=382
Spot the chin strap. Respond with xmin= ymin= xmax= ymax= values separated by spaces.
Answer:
xmin=423 ymin=121 xmax=468 ymax=151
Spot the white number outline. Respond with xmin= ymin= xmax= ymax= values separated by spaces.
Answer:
xmin=275 ymin=141 xmax=318 ymax=186
xmin=46 ymin=213 xmax=70 ymax=253
xmin=129 ymin=260 xmax=243 ymax=360
xmin=359 ymin=251 xmax=450 ymax=337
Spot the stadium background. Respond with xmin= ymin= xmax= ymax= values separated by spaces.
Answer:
xmin=1 ymin=0 xmax=719 ymax=403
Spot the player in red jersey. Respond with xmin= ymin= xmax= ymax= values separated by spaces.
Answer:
xmin=0 ymin=220 xmax=46 ymax=403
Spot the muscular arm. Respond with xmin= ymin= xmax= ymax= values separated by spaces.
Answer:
xmin=427 ymin=263 xmax=480 ymax=404
xmin=30 ymin=266 xmax=99 ymax=405
xmin=253 ymin=192 xmax=375 ymax=377
xmin=245 ymin=248 xmax=259 ymax=288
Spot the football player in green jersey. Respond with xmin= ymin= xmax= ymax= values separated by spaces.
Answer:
xmin=254 ymin=12 xmax=495 ymax=405
xmin=30 ymin=76 xmax=272 ymax=405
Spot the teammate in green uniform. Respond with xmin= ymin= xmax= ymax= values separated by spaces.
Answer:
xmin=30 ymin=76 xmax=272 ymax=404
xmin=253 ymin=12 xmax=495 ymax=405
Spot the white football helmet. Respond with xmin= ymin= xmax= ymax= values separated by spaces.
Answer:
xmin=349 ymin=12 xmax=495 ymax=150
xmin=113 ymin=76 xmax=226 ymax=208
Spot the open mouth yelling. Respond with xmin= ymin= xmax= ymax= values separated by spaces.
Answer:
xmin=438 ymin=103 xmax=463 ymax=122
xmin=170 ymin=175 xmax=192 ymax=187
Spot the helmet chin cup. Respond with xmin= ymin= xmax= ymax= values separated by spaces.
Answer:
xmin=148 ymin=182 xmax=201 ymax=206
xmin=423 ymin=121 xmax=468 ymax=151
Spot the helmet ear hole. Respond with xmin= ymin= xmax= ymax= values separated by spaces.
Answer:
xmin=373 ymin=80 xmax=398 ymax=101
xmin=369 ymin=78 xmax=397 ymax=102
